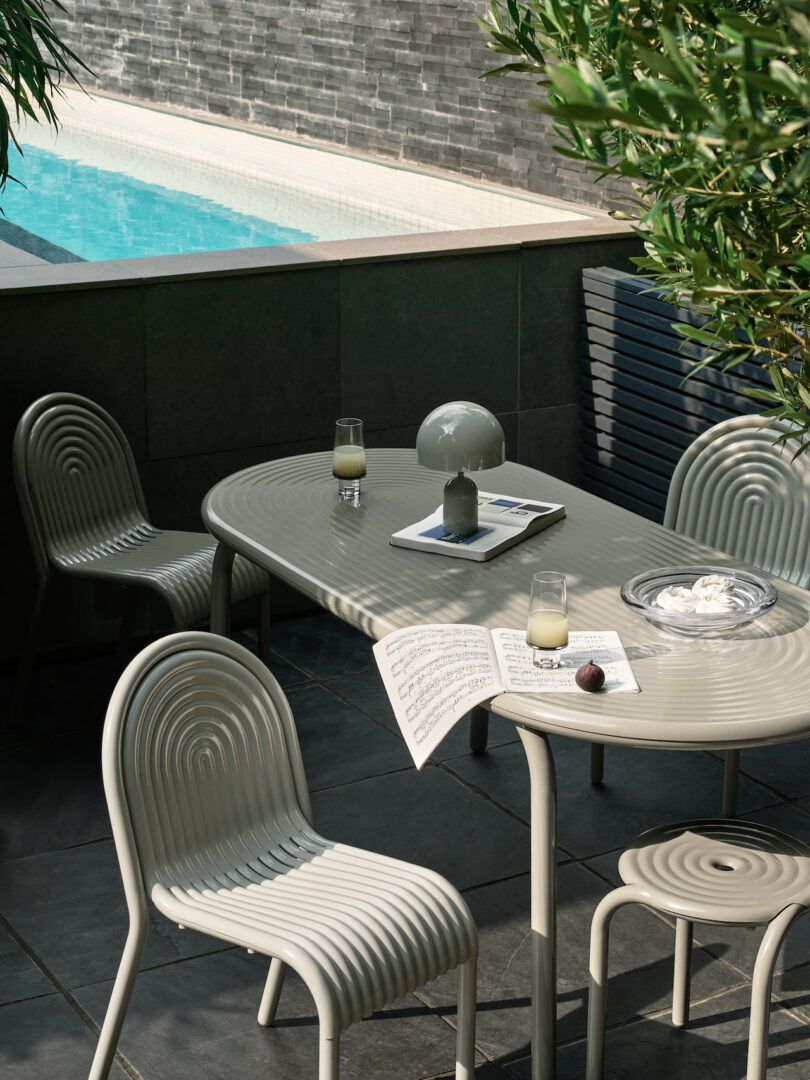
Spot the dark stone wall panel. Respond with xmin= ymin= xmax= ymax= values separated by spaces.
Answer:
xmin=51 ymin=0 xmax=615 ymax=210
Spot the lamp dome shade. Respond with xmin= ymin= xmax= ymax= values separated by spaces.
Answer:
xmin=416 ymin=401 xmax=506 ymax=472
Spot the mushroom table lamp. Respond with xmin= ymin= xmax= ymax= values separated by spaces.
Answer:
xmin=416 ymin=401 xmax=506 ymax=535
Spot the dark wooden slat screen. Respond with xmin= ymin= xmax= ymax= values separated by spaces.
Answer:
xmin=580 ymin=267 xmax=771 ymax=522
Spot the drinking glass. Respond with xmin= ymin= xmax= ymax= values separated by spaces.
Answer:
xmin=333 ymin=418 xmax=366 ymax=503
xmin=526 ymin=571 xmax=568 ymax=667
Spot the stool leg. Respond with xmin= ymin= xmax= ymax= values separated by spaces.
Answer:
xmin=257 ymin=957 xmax=286 ymax=1026
xmin=455 ymin=954 xmax=477 ymax=1079
xmin=672 ymin=919 xmax=693 ymax=1027
xmin=469 ymin=705 xmax=489 ymax=754
xmin=590 ymin=743 xmax=604 ymax=784
xmin=747 ymin=903 xmax=805 ymax=1080
xmin=722 ymin=749 xmax=740 ymax=817
xmin=587 ymin=884 xmax=647 ymax=1080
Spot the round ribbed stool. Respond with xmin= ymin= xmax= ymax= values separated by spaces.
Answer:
xmin=586 ymin=819 xmax=810 ymax=1080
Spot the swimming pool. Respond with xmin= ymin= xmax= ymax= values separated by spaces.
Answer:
xmin=6 ymin=144 xmax=317 ymax=261
xmin=8 ymin=90 xmax=594 ymax=262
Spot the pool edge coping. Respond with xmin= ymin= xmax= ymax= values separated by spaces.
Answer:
xmin=0 ymin=218 xmax=637 ymax=294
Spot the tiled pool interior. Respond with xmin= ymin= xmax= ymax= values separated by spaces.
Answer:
xmin=8 ymin=90 xmax=594 ymax=260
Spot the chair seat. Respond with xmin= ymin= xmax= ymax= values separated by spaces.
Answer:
xmin=151 ymin=836 xmax=475 ymax=1034
xmin=53 ymin=526 xmax=268 ymax=629
xmin=619 ymin=819 xmax=810 ymax=926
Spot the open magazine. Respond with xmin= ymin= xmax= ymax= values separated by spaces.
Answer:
xmin=390 ymin=492 xmax=565 ymax=561
xmin=373 ymin=624 xmax=639 ymax=768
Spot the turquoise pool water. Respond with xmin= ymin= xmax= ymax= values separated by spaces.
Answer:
xmin=5 ymin=144 xmax=317 ymax=260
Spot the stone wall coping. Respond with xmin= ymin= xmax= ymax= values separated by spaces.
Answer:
xmin=0 ymin=218 xmax=636 ymax=294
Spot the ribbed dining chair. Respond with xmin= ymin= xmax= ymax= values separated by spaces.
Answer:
xmin=589 ymin=414 xmax=810 ymax=813
xmin=88 ymin=632 xmax=477 ymax=1080
xmin=586 ymin=818 xmax=810 ymax=1080
xmin=12 ymin=392 xmax=271 ymax=715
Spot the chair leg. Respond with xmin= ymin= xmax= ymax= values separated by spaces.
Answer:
xmin=12 ymin=577 xmax=48 ymax=723
xmin=468 ymin=705 xmax=489 ymax=754
xmin=672 ymin=919 xmax=693 ymax=1027
xmin=590 ymin=743 xmax=604 ymax=785
xmin=88 ymin=909 xmax=149 ymax=1080
xmin=455 ymin=955 xmax=477 ymax=1079
xmin=722 ymin=749 xmax=740 ymax=817
xmin=747 ymin=903 xmax=806 ymax=1080
xmin=318 ymin=1028 xmax=340 ymax=1080
xmin=257 ymin=957 xmax=287 ymax=1026
xmin=586 ymin=884 xmax=647 ymax=1080
xmin=210 ymin=541 xmax=235 ymax=638
xmin=258 ymin=590 xmax=272 ymax=668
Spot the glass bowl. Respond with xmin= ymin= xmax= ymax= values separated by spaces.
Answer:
xmin=620 ymin=565 xmax=777 ymax=635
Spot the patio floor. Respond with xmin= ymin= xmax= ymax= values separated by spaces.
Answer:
xmin=2 ymin=611 xmax=810 ymax=1079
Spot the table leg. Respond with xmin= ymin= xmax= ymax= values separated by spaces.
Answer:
xmin=516 ymin=724 xmax=557 ymax=1080
xmin=211 ymin=541 xmax=235 ymax=638
xmin=469 ymin=705 xmax=489 ymax=754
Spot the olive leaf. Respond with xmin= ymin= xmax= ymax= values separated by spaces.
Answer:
xmin=479 ymin=0 xmax=810 ymax=453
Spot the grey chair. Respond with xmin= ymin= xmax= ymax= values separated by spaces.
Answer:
xmin=13 ymin=392 xmax=271 ymax=714
xmin=89 ymin=631 xmax=477 ymax=1080
xmin=589 ymin=413 xmax=810 ymax=812
xmin=586 ymin=818 xmax=810 ymax=1080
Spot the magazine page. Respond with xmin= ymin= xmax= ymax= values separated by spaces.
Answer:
xmin=476 ymin=492 xmax=565 ymax=528
xmin=373 ymin=624 xmax=504 ymax=768
xmin=491 ymin=628 xmax=640 ymax=693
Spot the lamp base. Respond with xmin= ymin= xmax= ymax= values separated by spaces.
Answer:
xmin=443 ymin=473 xmax=478 ymax=535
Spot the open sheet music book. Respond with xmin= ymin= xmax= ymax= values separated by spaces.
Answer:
xmin=390 ymin=492 xmax=565 ymax=561
xmin=373 ymin=624 xmax=639 ymax=768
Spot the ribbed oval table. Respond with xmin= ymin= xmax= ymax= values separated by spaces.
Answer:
xmin=203 ymin=449 xmax=810 ymax=1080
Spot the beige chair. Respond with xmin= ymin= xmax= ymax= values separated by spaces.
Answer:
xmin=88 ymin=631 xmax=477 ymax=1080
xmin=13 ymin=392 xmax=271 ymax=714
xmin=590 ymin=414 xmax=810 ymax=812
xmin=586 ymin=818 xmax=810 ymax=1080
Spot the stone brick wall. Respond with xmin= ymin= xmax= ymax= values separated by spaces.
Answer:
xmin=50 ymin=0 xmax=615 ymax=209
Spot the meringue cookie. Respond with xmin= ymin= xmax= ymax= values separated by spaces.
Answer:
xmin=655 ymin=574 xmax=737 ymax=614
xmin=696 ymin=594 xmax=737 ymax=613
xmin=692 ymin=574 xmax=735 ymax=601
xmin=655 ymin=585 xmax=699 ymax=612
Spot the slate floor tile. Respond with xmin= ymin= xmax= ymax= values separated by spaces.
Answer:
xmin=272 ymin=612 xmax=377 ymax=679
xmin=446 ymin=736 xmax=778 ymax=860
xmin=0 ymin=732 xmax=110 ymax=862
xmin=311 ymin=766 xmax=530 ymax=891
xmin=542 ymin=985 xmax=810 ymax=1080
xmin=286 ymin=682 xmax=413 ymax=789
xmin=0 ymin=993 xmax=129 ymax=1079
xmin=0 ymin=840 xmax=228 ymax=989
xmin=0 ymin=924 xmax=54 ymax=1004
xmin=233 ymin=629 xmax=314 ymax=688
xmin=0 ymin=667 xmax=95 ymax=750
xmin=75 ymin=949 xmax=481 ymax=1080
xmin=729 ymin=738 xmax=810 ymax=801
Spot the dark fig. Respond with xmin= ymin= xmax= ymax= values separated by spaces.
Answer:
xmin=575 ymin=659 xmax=605 ymax=693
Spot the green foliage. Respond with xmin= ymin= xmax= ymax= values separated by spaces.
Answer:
xmin=478 ymin=0 xmax=810 ymax=452
xmin=0 ymin=0 xmax=90 ymax=197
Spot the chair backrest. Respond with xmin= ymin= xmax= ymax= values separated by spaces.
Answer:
xmin=102 ymin=632 xmax=315 ymax=900
xmin=664 ymin=414 xmax=810 ymax=588
xmin=13 ymin=392 xmax=150 ymax=580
